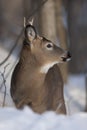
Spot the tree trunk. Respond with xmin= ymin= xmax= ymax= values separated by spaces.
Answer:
xmin=55 ymin=0 xmax=68 ymax=82
xmin=68 ymin=0 xmax=87 ymax=74
xmin=23 ymin=0 xmax=31 ymax=20
xmin=39 ymin=0 xmax=56 ymax=43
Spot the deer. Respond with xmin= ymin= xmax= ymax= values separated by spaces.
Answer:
xmin=10 ymin=20 xmax=71 ymax=114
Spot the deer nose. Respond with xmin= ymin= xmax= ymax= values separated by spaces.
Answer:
xmin=61 ymin=51 xmax=71 ymax=62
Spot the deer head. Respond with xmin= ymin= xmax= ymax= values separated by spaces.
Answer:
xmin=23 ymin=20 xmax=71 ymax=73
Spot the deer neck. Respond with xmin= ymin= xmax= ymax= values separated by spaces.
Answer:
xmin=20 ymin=46 xmax=47 ymax=87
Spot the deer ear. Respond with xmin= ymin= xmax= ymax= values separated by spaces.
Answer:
xmin=25 ymin=25 xmax=37 ymax=43
xmin=28 ymin=18 xmax=34 ymax=26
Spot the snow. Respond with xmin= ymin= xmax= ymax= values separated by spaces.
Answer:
xmin=0 ymin=107 xmax=87 ymax=130
xmin=65 ymin=75 xmax=86 ymax=114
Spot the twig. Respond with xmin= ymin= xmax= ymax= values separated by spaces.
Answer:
xmin=0 ymin=31 xmax=23 ymax=66
xmin=0 ymin=59 xmax=17 ymax=90
xmin=0 ymin=63 xmax=10 ymax=107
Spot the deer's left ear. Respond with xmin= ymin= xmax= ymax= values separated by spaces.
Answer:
xmin=25 ymin=25 xmax=37 ymax=43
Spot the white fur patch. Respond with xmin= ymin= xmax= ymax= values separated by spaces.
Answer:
xmin=67 ymin=58 xmax=71 ymax=61
xmin=40 ymin=62 xmax=58 ymax=74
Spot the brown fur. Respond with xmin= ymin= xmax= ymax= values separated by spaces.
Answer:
xmin=10 ymin=25 xmax=70 ymax=114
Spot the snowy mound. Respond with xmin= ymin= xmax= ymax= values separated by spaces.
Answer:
xmin=0 ymin=107 xmax=87 ymax=130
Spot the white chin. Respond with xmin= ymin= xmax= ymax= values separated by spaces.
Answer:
xmin=40 ymin=62 xmax=58 ymax=74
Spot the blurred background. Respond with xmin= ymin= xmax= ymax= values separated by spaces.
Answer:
xmin=0 ymin=0 xmax=87 ymax=114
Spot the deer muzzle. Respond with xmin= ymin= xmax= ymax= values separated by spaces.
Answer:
xmin=61 ymin=51 xmax=71 ymax=62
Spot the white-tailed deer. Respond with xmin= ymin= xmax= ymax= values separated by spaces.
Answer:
xmin=10 ymin=21 xmax=71 ymax=114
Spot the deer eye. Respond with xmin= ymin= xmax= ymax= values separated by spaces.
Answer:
xmin=47 ymin=44 xmax=52 ymax=48
xmin=46 ymin=43 xmax=53 ymax=50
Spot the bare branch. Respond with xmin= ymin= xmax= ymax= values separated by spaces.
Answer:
xmin=0 ymin=64 xmax=10 ymax=107
xmin=0 ymin=0 xmax=48 ymax=66
xmin=0 ymin=30 xmax=23 ymax=66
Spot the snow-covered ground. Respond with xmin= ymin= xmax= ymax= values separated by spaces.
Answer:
xmin=65 ymin=75 xmax=86 ymax=114
xmin=0 ymin=107 xmax=87 ymax=130
xmin=0 ymin=45 xmax=87 ymax=130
